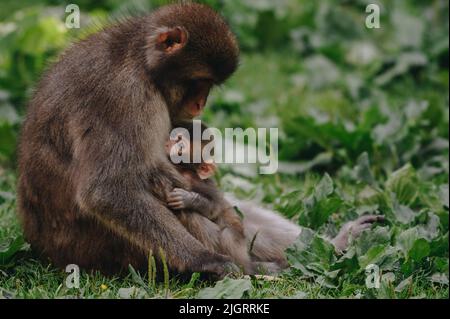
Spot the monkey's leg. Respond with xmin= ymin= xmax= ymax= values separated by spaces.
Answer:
xmin=219 ymin=227 xmax=255 ymax=275
xmin=77 ymin=186 xmax=236 ymax=277
xmin=179 ymin=212 xmax=252 ymax=274
xmin=178 ymin=212 xmax=221 ymax=252
xmin=225 ymin=195 xmax=301 ymax=267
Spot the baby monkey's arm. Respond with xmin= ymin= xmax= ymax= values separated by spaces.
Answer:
xmin=167 ymin=188 xmax=220 ymax=220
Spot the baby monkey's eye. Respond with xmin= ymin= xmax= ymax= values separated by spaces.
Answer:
xmin=177 ymin=141 xmax=186 ymax=156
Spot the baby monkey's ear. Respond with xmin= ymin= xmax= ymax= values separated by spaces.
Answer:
xmin=156 ymin=26 xmax=189 ymax=54
xmin=197 ymin=163 xmax=217 ymax=180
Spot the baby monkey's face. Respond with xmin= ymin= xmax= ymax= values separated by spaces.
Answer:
xmin=165 ymin=133 xmax=216 ymax=180
xmin=165 ymin=133 xmax=189 ymax=158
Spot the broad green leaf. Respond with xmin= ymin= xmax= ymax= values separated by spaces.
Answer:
xmin=314 ymin=173 xmax=334 ymax=201
xmin=117 ymin=287 xmax=147 ymax=299
xmin=358 ymin=245 xmax=399 ymax=271
xmin=385 ymin=164 xmax=419 ymax=206
xmin=418 ymin=213 xmax=441 ymax=241
xmin=0 ymin=236 xmax=29 ymax=265
xmin=396 ymin=227 xmax=422 ymax=256
xmin=430 ymin=233 xmax=449 ymax=257
xmin=432 ymin=257 xmax=449 ymax=274
xmin=197 ymin=278 xmax=252 ymax=299
xmin=286 ymin=228 xmax=336 ymax=277
xmin=392 ymin=202 xmax=419 ymax=225
xmin=300 ymin=174 xmax=343 ymax=229
xmin=355 ymin=226 xmax=391 ymax=256
xmin=409 ymin=239 xmax=430 ymax=262
xmin=333 ymin=247 xmax=359 ymax=273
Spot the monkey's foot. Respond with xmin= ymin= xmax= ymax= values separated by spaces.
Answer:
xmin=202 ymin=260 xmax=240 ymax=280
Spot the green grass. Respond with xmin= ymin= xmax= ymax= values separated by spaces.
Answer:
xmin=1 ymin=160 xmax=448 ymax=299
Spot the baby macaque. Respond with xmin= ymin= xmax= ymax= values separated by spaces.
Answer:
xmin=165 ymin=123 xmax=284 ymax=274
xmin=165 ymin=124 xmax=258 ymax=274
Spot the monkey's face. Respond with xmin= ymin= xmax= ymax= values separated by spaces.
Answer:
xmin=146 ymin=4 xmax=240 ymax=121
xmin=177 ymin=79 xmax=213 ymax=119
xmin=157 ymin=77 xmax=214 ymax=121
xmin=165 ymin=134 xmax=216 ymax=181
xmin=196 ymin=162 xmax=217 ymax=180
xmin=165 ymin=133 xmax=190 ymax=159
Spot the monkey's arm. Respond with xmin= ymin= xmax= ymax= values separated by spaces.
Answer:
xmin=167 ymin=188 xmax=220 ymax=220
xmin=331 ymin=215 xmax=385 ymax=253
xmin=74 ymin=129 xmax=234 ymax=277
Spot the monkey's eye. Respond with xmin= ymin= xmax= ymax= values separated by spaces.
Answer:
xmin=176 ymin=141 xmax=187 ymax=156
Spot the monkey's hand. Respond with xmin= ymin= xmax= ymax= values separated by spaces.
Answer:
xmin=167 ymin=188 xmax=199 ymax=210
xmin=167 ymin=188 xmax=219 ymax=220
xmin=331 ymin=215 xmax=385 ymax=253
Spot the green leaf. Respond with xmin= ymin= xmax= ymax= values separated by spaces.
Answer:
xmin=197 ymin=278 xmax=252 ymax=299
xmin=355 ymin=152 xmax=375 ymax=186
xmin=315 ymin=173 xmax=334 ymax=200
xmin=397 ymin=228 xmax=422 ymax=256
xmin=355 ymin=226 xmax=391 ymax=256
xmin=439 ymin=185 xmax=449 ymax=209
xmin=0 ymin=236 xmax=29 ymax=265
xmin=286 ymin=228 xmax=336 ymax=281
xmin=418 ymin=213 xmax=441 ymax=241
xmin=385 ymin=164 xmax=419 ymax=206
xmin=396 ymin=227 xmax=432 ymax=263
xmin=392 ymin=201 xmax=419 ymax=225
xmin=117 ymin=287 xmax=147 ymax=299
xmin=430 ymin=233 xmax=449 ymax=257
xmin=128 ymin=264 xmax=151 ymax=294
xmin=300 ymin=174 xmax=343 ymax=229
xmin=358 ymin=245 xmax=399 ymax=271
xmin=375 ymin=52 xmax=427 ymax=86
xmin=409 ymin=239 xmax=430 ymax=262
xmin=333 ymin=247 xmax=359 ymax=273
xmin=0 ymin=121 xmax=16 ymax=160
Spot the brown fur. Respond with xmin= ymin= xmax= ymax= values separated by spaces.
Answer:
xmin=175 ymin=173 xmax=255 ymax=274
xmin=17 ymin=3 xmax=239 ymax=277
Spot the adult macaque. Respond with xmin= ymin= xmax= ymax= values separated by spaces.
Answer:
xmin=17 ymin=3 xmax=240 ymax=277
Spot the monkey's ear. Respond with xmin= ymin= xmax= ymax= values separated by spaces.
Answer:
xmin=156 ymin=27 xmax=188 ymax=54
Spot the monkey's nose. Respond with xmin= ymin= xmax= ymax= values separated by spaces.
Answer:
xmin=197 ymin=99 xmax=206 ymax=110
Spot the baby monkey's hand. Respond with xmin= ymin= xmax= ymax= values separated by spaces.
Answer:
xmin=167 ymin=188 xmax=199 ymax=210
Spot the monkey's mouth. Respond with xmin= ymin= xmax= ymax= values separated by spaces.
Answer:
xmin=187 ymin=103 xmax=205 ymax=118
xmin=191 ymin=106 xmax=204 ymax=117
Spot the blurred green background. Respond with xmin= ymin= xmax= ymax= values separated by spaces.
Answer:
xmin=0 ymin=0 xmax=448 ymax=299
xmin=0 ymin=0 xmax=448 ymax=176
